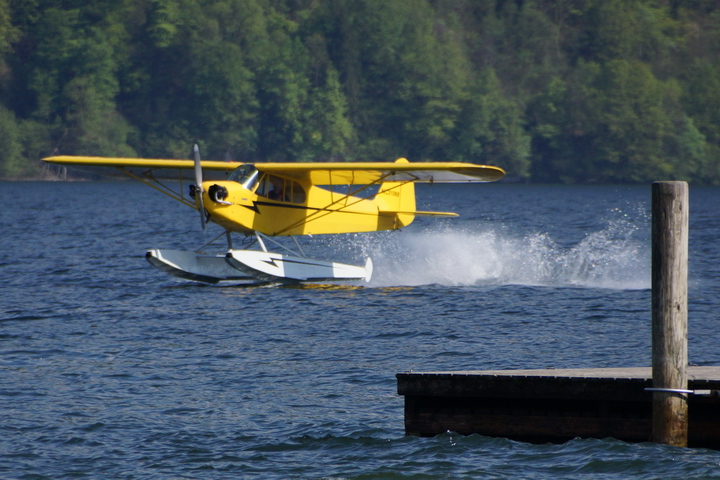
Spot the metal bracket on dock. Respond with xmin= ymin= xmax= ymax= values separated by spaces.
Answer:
xmin=645 ymin=387 xmax=693 ymax=394
xmin=645 ymin=387 xmax=720 ymax=397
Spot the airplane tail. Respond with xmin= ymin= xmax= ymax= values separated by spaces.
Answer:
xmin=375 ymin=158 xmax=416 ymax=230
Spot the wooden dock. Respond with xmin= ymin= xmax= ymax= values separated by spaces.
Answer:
xmin=396 ymin=183 xmax=717 ymax=447
xmin=397 ymin=366 xmax=720 ymax=448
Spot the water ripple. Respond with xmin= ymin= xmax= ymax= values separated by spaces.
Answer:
xmin=1 ymin=183 xmax=719 ymax=478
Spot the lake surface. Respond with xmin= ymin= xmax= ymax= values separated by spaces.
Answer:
xmin=2 ymin=181 xmax=720 ymax=479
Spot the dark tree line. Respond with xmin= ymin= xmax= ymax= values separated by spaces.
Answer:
xmin=1 ymin=0 xmax=719 ymax=183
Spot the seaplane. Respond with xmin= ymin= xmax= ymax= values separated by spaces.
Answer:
xmin=43 ymin=146 xmax=505 ymax=284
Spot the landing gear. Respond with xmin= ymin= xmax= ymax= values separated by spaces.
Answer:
xmin=146 ymin=231 xmax=372 ymax=284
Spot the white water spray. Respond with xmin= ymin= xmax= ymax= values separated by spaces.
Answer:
xmin=352 ymin=220 xmax=649 ymax=290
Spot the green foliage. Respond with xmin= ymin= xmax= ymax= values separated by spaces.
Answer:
xmin=0 ymin=105 xmax=23 ymax=176
xmin=452 ymin=69 xmax=531 ymax=178
xmin=1 ymin=0 xmax=719 ymax=182
xmin=61 ymin=27 xmax=136 ymax=156
xmin=302 ymin=66 xmax=355 ymax=161
xmin=0 ymin=0 xmax=17 ymax=58
xmin=147 ymin=0 xmax=179 ymax=48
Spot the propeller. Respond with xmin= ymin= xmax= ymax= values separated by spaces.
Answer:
xmin=193 ymin=144 xmax=206 ymax=230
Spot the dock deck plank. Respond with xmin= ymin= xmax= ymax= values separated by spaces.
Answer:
xmin=397 ymin=366 xmax=720 ymax=447
xmin=404 ymin=366 xmax=720 ymax=380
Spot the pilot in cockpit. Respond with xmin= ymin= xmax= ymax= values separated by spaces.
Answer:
xmin=268 ymin=176 xmax=286 ymax=201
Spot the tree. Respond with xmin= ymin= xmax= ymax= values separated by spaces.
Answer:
xmin=253 ymin=9 xmax=312 ymax=162
xmin=0 ymin=0 xmax=17 ymax=58
xmin=0 ymin=105 xmax=23 ymax=176
xmin=0 ymin=1 xmax=718 ymax=182
xmin=302 ymin=66 xmax=354 ymax=161
xmin=451 ymin=68 xmax=530 ymax=179
xmin=182 ymin=38 xmax=258 ymax=160
xmin=319 ymin=0 xmax=472 ymax=161
xmin=575 ymin=0 xmax=678 ymax=64
xmin=528 ymin=75 xmax=574 ymax=182
xmin=61 ymin=26 xmax=136 ymax=157
xmin=529 ymin=55 xmax=711 ymax=183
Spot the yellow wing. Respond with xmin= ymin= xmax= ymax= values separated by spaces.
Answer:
xmin=42 ymin=155 xmax=505 ymax=183
xmin=253 ymin=158 xmax=505 ymax=184
xmin=43 ymin=155 xmax=240 ymax=172
xmin=42 ymin=155 xmax=241 ymax=208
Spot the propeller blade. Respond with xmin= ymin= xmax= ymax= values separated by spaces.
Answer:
xmin=193 ymin=144 xmax=206 ymax=230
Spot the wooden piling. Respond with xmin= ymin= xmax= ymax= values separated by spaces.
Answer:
xmin=651 ymin=181 xmax=689 ymax=447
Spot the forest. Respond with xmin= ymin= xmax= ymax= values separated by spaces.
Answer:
xmin=0 ymin=0 xmax=719 ymax=183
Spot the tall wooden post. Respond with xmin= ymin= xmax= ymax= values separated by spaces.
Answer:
xmin=651 ymin=181 xmax=689 ymax=447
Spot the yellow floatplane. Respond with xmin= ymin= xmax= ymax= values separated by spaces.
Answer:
xmin=43 ymin=146 xmax=504 ymax=284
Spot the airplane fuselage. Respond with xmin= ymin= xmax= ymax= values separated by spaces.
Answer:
xmin=201 ymin=164 xmax=415 ymax=236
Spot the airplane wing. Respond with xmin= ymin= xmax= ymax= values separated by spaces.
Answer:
xmin=42 ymin=155 xmax=241 ymax=208
xmin=42 ymin=156 xmax=505 ymax=183
xmin=42 ymin=156 xmax=240 ymax=171
xmin=253 ymin=159 xmax=505 ymax=184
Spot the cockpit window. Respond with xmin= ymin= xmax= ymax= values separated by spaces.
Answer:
xmin=256 ymin=174 xmax=306 ymax=204
xmin=228 ymin=164 xmax=259 ymax=191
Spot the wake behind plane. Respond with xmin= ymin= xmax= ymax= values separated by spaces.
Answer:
xmin=43 ymin=147 xmax=505 ymax=284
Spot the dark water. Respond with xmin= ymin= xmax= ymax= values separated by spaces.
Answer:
xmin=2 ymin=181 xmax=720 ymax=479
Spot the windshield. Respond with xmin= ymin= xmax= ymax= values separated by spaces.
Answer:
xmin=228 ymin=164 xmax=259 ymax=191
